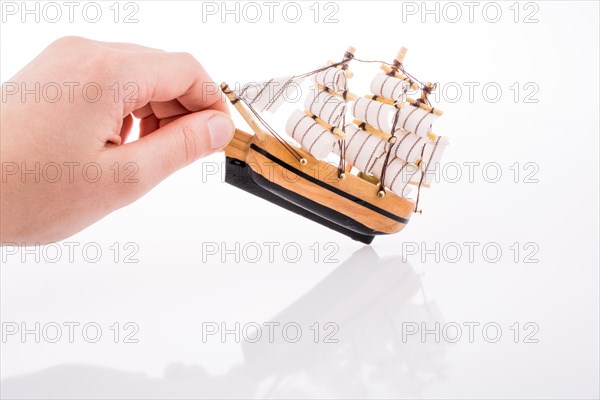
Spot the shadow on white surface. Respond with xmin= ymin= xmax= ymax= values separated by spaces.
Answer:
xmin=0 ymin=246 xmax=447 ymax=399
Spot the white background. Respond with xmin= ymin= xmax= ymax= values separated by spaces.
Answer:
xmin=1 ymin=1 xmax=599 ymax=398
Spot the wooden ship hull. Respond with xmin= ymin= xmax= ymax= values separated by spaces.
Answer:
xmin=225 ymin=129 xmax=415 ymax=244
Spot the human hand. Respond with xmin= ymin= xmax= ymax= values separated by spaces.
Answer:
xmin=0 ymin=36 xmax=234 ymax=245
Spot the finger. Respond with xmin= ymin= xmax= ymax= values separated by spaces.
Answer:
xmin=92 ymin=39 xmax=165 ymax=53
xmin=151 ymin=100 xmax=189 ymax=119
xmin=159 ymin=115 xmax=183 ymax=128
xmin=122 ymin=51 xmax=228 ymax=116
xmin=139 ymin=114 xmax=159 ymax=138
xmin=133 ymin=103 xmax=153 ymax=119
xmin=113 ymin=110 xmax=234 ymax=194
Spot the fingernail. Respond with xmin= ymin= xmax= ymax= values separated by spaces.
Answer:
xmin=208 ymin=114 xmax=235 ymax=150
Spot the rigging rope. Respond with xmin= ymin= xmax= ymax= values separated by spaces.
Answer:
xmin=228 ymin=54 xmax=435 ymax=192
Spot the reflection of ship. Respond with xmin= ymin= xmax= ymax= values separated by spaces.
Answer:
xmin=0 ymin=247 xmax=446 ymax=399
xmin=236 ymin=246 xmax=447 ymax=398
xmin=222 ymin=47 xmax=448 ymax=244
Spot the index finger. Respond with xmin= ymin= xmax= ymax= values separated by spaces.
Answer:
xmin=120 ymin=51 xmax=228 ymax=116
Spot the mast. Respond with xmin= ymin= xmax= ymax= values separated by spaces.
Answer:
xmin=331 ymin=47 xmax=448 ymax=198
xmin=221 ymin=82 xmax=267 ymax=142
xmin=222 ymin=46 xmax=448 ymax=200
xmin=285 ymin=47 xmax=355 ymax=162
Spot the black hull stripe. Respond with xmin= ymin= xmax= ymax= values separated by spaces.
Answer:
xmin=226 ymin=157 xmax=378 ymax=243
xmin=250 ymin=144 xmax=410 ymax=224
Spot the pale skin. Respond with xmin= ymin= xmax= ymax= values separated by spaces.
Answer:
xmin=0 ymin=37 xmax=235 ymax=245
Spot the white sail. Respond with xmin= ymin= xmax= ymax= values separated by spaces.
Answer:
xmin=282 ymin=67 xmax=348 ymax=162
xmin=313 ymin=66 xmax=347 ymax=92
xmin=372 ymin=157 xmax=418 ymax=196
xmin=330 ymin=121 xmax=448 ymax=194
xmin=239 ymin=76 xmax=303 ymax=113
xmin=304 ymin=89 xmax=345 ymax=127
xmin=286 ymin=110 xmax=336 ymax=160
xmin=332 ymin=125 xmax=387 ymax=175
xmin=344 ymin=100 xmax=428 ymax=164
xmin=370 ymin=74 xmax=409 ymax=102
xmin=351 ymin=97 xmax=396 ymax=133
xmin=352 ymin=97 xmax=437 ymax=139
xmin=373 ymin=135 xmax=449 ymax=187
xmin=235 ymin=53 xmax=448 ymax=199
xmin=395 ymin=104 xmax=438 ymax=138
xmin=334 ymin=137 xmax=416 ymax=197
xmin=392 ymin=130 xmax=426 ymax=163
xmin=418 ymin=136 xmax=449 ymax=184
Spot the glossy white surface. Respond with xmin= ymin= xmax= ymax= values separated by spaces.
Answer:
xmin=1 ymin=1 xmax=598 ymax=398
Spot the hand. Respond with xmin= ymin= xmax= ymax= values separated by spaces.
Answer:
xmin=0 ymin=36 xmax=234 ymax=245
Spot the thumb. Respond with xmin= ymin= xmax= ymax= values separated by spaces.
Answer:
xmin=115 ymin=110 xmax=234 ymax=193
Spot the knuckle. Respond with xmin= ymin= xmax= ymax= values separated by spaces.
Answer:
xmin=176 ymin=52 xmax=201 ymax=68
xmin=179 ymin=124 xmax=199 ymax=165
xmin=50 ymin=36 xmax=87 ymax=48
xmin=48 ymin=36 xmax=116 ymax=83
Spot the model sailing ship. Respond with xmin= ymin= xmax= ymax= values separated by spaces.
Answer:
xmin=221 ymin=47 xmax=448 ymax=244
